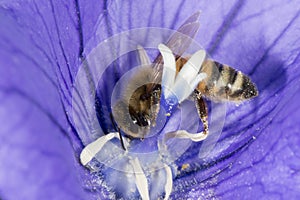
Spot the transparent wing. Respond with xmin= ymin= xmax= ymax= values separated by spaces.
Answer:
xmin=148 ymin=11 xmax=201 ymax=93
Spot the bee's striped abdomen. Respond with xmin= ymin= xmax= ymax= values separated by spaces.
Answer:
xmin=175 ymin=57 xmax=258 ymax=102
xmin=198 ymin=60 xmax=258 ymax=102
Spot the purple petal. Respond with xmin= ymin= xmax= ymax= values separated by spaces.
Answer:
xmin=168 ymin=0 xmax=300 ymax=199
xmin=1 ymin=0 xmax=300 ymax=199
xmin=0 ymin=1 xmax=94 ymax=199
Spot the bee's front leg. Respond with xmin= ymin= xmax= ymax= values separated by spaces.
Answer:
xmin=194 ymin=90 xmax=209 ymax=137
xmin=160 ymin=91 xmax=209 ymax=143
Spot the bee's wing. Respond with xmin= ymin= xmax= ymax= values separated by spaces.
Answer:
xmin=164 ymin=11 xmax=201 ymax=58
xmin=148 ymin=11 xmax=201 ymax=92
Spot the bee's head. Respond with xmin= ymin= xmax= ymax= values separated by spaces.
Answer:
xmin=111 ymin=65 xmax=163 ymax=139
xmin=129 ymin=84 xmax=161 ymax=128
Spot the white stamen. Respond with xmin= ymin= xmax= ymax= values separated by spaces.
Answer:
xmin=130 ymin=158 xmax=150 ymax=200
xmin=163 ymin=164 xmax=173 ymax=200
xmin=158 ymin=44 xmax=176 ymax=99
xmin=173 ymin=49 xmax=206 ymax=103
xmin=190 ymin=73 xmax=207 ymax=90
xmin=178 ymin=72 xmax=207 ymax=102
xmin=158 ymin=43 xmax=207 ymax=104
xmin=165 ymin=130 xmax=207 ymax=142
xmin=137 ymin=45 xmax=151 ymax=65
xmin=176 ymin=49 xmax=206 ymax=81
xmin=80 ymin=132 xmax=119 ymax=165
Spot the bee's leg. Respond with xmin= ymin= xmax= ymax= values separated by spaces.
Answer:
xmin=118 ymin=130 xmax=127 ymax=151
xmin=160 ymin=91 xmax=209 ymax=144
xmin=110 ymin=113 xmax=127 ymax=151
xmin=194 ymin=91 xmax=209 ymax=137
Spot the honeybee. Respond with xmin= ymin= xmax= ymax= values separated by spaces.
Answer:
xmin=112 ymin=11 xmax=258 ymax=141
xmin=80 ymin=12 xmax=259 ymax=200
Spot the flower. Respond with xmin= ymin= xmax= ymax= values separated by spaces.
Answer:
xmin=0 ymin=0 xmax=300 ymax=200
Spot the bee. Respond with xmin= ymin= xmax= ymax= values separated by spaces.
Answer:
xmin=112 ymin=66 xmax=162 ymax=139
xmin=112 ymin=11 xmax=258 ymax=141
xmin=81 ymin=11 xmax=259 ymax=200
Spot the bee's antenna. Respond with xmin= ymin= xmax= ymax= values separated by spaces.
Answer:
xmin=110 ymin=113 xmax=127 ymax=151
